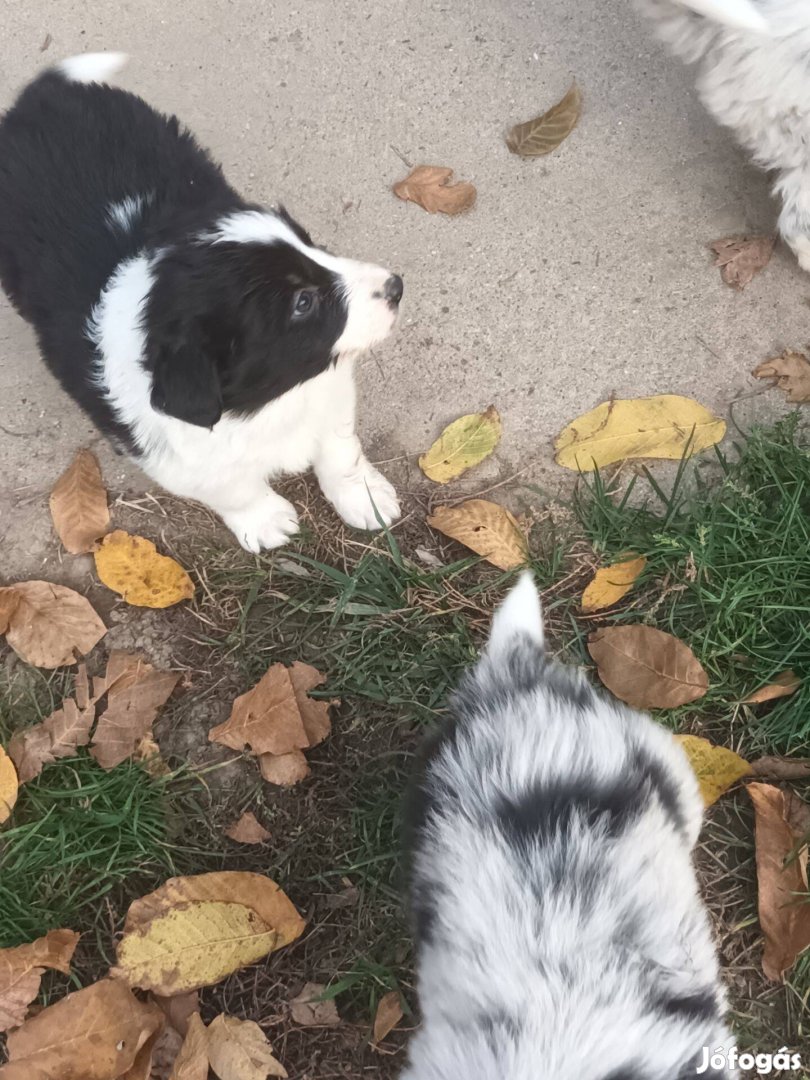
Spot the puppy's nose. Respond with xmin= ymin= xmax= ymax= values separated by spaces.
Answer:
xmin=384 ymin=274 xmax=404 ymax=306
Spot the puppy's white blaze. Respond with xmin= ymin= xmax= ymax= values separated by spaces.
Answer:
xmin=487 ymin=571 xmax=544 ymax=658
xmin=58 ymin=52 xmax=129 ymax=84
xmin=677 ymin=0 xmax=768 ymax=32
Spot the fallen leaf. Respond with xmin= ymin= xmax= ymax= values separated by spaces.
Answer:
xmin=259 ymin=750 xmax=312 ymax=787
xmin=225 ymin=811 xmax=272 ymax=845
xmin=207 ymin=1014 xmax=287 ymax=1080
xmin=506 ymin=81 xmax=582 ymax=157
xmin=154 ymin=991 xmax=200 ymax=1039
xmin=168 ymin=1013 xmax=209 ymax=1080
xmin=39 ymin=33 xmax=52 ymax=52
xmin=784 ymin=792 xmax=810 ymax=850
xmin=418 ymin=407 xmax=502 ymax=484
xmin=95 ymin=530 xmax=194 ymax=608
xmin=133 ymin=735 xmax=171 ymax=777
xmin=427 ymin=499 xmax=527 ymax=570
xmin=8 ymin=664 xmax=96 ymax=783
xmin=49 ymin=449 xmax=110 ymax=554
xmin=392 ymin=165 xmax=476 ymax=215
xmin=288 ymin=983 xmax=340 ymax=1028
xmin=747 ymin=783 xmax=810 ymax=981
xmin=588 ymin=625 xmax=709 ymax=709
xmin=3 ymin=977 xmax=162 ymax=1080
xmin=371 ymin=991 xmax=403 ymax=1044
xmin=710 ymin=234 xmax=775 ymax=289
xmin=554 ymin=395 xmax=726 ymax=471
xmin=0 ymin=929 xmax=79 ymax=1033
xmin=0 ymin=589 xmax=20 ymax=634
xmin=114 ymin=872 xmax=305 ymax=994
xmin=752 ymin=349 xmax=810 ymax=403
xmin=0 ymin=580 xmax=106 ymax=668
xmin=0 ymin=745 xmax=18 ymax=825
xmin=742 ymin=670 xmax=801 ymax=704
xmin=750 ymin=756 xmax=810 ymax=782
xmin=288 ymin=662 xmax=338 ymax=747
xmin=209 ymin=665 xmax=308 ymax=756
xmin=91 ymin=651 xmax=180 ymax=770
xmin=581 ymin=555 xmax=647 ymax=613
xmin=151 ymin=1027 xmax=185 ymax=1080
xmin=674 ymin=735 xmax=751 ymax=807
xmin=121 ymin=1029 xmax=161 ymax=1080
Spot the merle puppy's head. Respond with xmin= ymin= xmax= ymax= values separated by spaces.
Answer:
xmin=145 ymin=207 xmax=403 ymax=427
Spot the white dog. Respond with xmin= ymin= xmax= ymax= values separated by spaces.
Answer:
xmin=636 ymin=0 xmax=810 ymax=270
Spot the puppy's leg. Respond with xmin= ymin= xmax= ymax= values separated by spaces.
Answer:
xmin=313 ymin=365 xmax=400 ymax=530
xmin=776 ymin=165 xmax=810 ymax=272
xmin=184 ymin=476 xmax=299 ymax=553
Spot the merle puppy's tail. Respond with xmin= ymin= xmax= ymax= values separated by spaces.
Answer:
xmin=485 ymin=571 xmax=544 ymax=662
xmin=57 ymin=52 xmax=129 ymax=84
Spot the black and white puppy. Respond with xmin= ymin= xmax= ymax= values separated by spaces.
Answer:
xmin=0 ymin=53 xmax=402 ymax=552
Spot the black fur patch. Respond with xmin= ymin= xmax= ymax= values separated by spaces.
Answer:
xmin=657 ymin=987 xmax=719 ymax=1025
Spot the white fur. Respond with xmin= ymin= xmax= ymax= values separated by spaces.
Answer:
xmin=636 ymin=0 xmax=810 ymax=269
xmin=106 ymin=194 xmax=150 ymax=234
xmin=487 ymin=570 xmax=544 ymax=659
xmin=87 ymin=220 xmax=400 ymax=552
xmin=59 ymin=52 xmax=129 ymax=85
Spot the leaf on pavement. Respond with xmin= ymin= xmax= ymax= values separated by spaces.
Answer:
xmin=95 ymin=530 xmax=194 ymax=608
xmin=555 ymin=395 xmax=726 ymax=471
xmin=0 ymin=745 xmax=19 ymax=825
xmin=710 ymin=234 xmax=775 ymax=290
xmin=207 ymin=1014 xmax=287 ymax=1080
xmin=418 ymin=407 xmax=501 ymax=484
xmin=581 ymin=555 xmax=647 ymax=613
xmin=588 ymin=624 xmax=709 ymax=709
xmin=742 ymin=669 xmax=801 ymax=705
xmin=506 ymin=81 xmax=582 ymax=157
xmin=752 ymin=349 xmax=810 ymax=404
xmin=674 ymin=734 xmax=752 ymax=807
xmin=0 ymin=929 xmax=80 ymax=1033
xmin=0 ymin=580 xmax=106 ymax=668
xmin=427 ymin=499 xmax=527 ymax=570
xmin=49 ymin=449 xmax=110 ymax=554
xmin=392 ymin=165 xmax=476 ymax=215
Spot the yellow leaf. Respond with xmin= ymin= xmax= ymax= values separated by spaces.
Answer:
xmin=674 ymin=734 xmax=752 ymax=807
xmin=427 ymin=499 xmax=527 ymax=570
xmin=207 ymin=1014 xmax=287 ymax=1079
xmin=418 ymin=407 xmax=501 ymax=484
xmin=95 ymin=530 xmax=194 ymax=608
xmin=581 ymin=555 xmax=647 ymax=613
xmin=49 ymin=449 xmax=110 ymax=554
xmin=554 ymin=395 xmax=726 ymax=471
xmin=0 ymin=746 xmax=19 ymax=826
xmin=506 ymin=81 xmax=582 ymax=157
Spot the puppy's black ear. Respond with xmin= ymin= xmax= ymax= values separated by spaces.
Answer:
xmin=149 ymin=337 xmax=223 ymax=428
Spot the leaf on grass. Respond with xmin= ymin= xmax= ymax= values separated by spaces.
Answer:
xmin=581 ymin=555 xmax=646 ymax=613
xmin=90 ymin=651 xmax=180 ymax=770
xmin=371 ymin=991 xmax=403 ymax=1044
xmin=209 ymin=665 xmax=309 ymax=756
xmin=418 ymin=407 xmax=501 ymax=484
xmin=506 ymin=81 xmax=582 ymax=157
xmin=49 ymin=449 xmax=110 ymax=554
xmin=427 ymin=499 xmax=527 ymax=570
xmin=747 ymin=783 xmax=810 ymax=981
xmin=168 ymin=1013 xmax=209 ymax=1080
xmin=588 ymin=625 xmax=709 ymax=709
xmin=225 ymin=811 xmax=272 ymax=845
xmin=752 ymin=349 xmax=810 ymax=404
xmin=750 ymin=756 xmax=810 ymax=782
xmin=95 ymin=530 xmax=194 ymax=608
xmin=0 ymin=745 xmax=18 ymax=826
xmin=674 ymin=735 xmax=751 ymax=807
xmin=554 ymin=395 xmax=726 ymax=471
xmin=288 ymin=662 xmax=338 ymax=748
xmin=288 ymin=983 xmax=341 ymax=1028
xmin=710 ymin=234 xmax=775 ymax=290
xmin=114 ymin=872 xmax=305 ymax=994
xmin=0 ymin=929 xmax=79 ymax=1033
xmin=133 ymin=735 xmax=171 ymax=777
xmin=8 ymin=664 xmax=96 ymax=783
xmin=392 ymin=166 xmax=476 ymax=215
xmin=0 ymin=580 xmax=106 ymax=668
xmin=207 ymin=1014 xmax=287 ymax=1080
xmin=259 ymin=750 xmax=312 ymax=788
xmin=742 ymin=670 xmax=801 ymax=705
xmin=3 ymin=977 xmax=162 ymax=1080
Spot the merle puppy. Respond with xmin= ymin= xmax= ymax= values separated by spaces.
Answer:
xmin=403 ymin=574 xmax=737 ymax=1080
xmin=0 ymin=53 xmax=402 ymax=552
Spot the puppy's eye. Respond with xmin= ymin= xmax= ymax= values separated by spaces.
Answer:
xmin=292 ymin=289 xmax=317 ymax=318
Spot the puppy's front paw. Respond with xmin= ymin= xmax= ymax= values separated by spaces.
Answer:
xmin=223 ymin=494 xmax=300 ymax=553
xmin=322 ymin=466 xmax=401 ymax=531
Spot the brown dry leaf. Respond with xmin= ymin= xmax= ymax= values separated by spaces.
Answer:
xmin=742 ymin=669 xmax=801 ymax=704
xmin=209 ymin=664 xmax=309 ymax=756
xmin=150 ymin=1027 xmax=185 ymax=1080
xmin=154 ymin=991 xmax=200 ymax=1039
xmin=8 ymin=664 xmax=96 ymax=784
xmin=709 ymin=234 xmax=775 ymax=290
xmin=288 ymin=661 xmax=338 ymax=747
xmin=259 ymin=750 xmax=312 ymax=787
xmin=0 ymin=589 xmax=20 ymax=634
xmin=506 ymin=81 xmax=582 ymax=157
xmin=0 ymin=929 xmax=80 ymax=1033
xmin=752 ymin=349 xmax=810 ymax=403
xmin=225 ymin=811 xmax=272 ymax=845
xmin=427 ymin=499 xmax=527 ymax=571
xmin=207 ymin=1014 xmax=287 ymax=1080
xmin=3 ymin=977 xmax=162 ymax=1080
xmin=49 ymin=449 xmax=110 ymax=554
xmin=133 ymin=735 xmax=171 ymax=777
xmin=392 ymin=165 xmax=476 ymax=215
xmin=288 ymin=983 xmax=341 ymax=1028
xmin=168 ymin=1013 xmax=209 ymax=1080
xmin=674 ymin=735 xmax=751 ymax=807
xmin=95 ymin=530 xmax=195 ymax=608
xmin=371 ymin=991 xmax=404 ymax=1045
xmin=120 ymin=1028 xmax=162 ymax=1080
xmin=580 ymin=555 xmax=647 ymax=613
xmin=0 ymin=745 xmax=18 ymax=826
xmin=0 ymin=580 xmax=106 ymax=668
xmin=91 ymin=651 xmax=180 ymax=770
xmin=750 ymin=756 xmax=810 ymax=782
xmin=588 ymin=625 xmax=709 ymax=709
xmin=747 ymin=783 xmax=810 ymax=981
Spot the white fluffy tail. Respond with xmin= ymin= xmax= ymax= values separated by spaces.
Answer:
xmin=487 ymin=572 xmax=544 ymax=658
xmin=58 ymin=52 xmax=129 ymax=85
xmin=676 ymin=0 xmax=768 ymax=31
